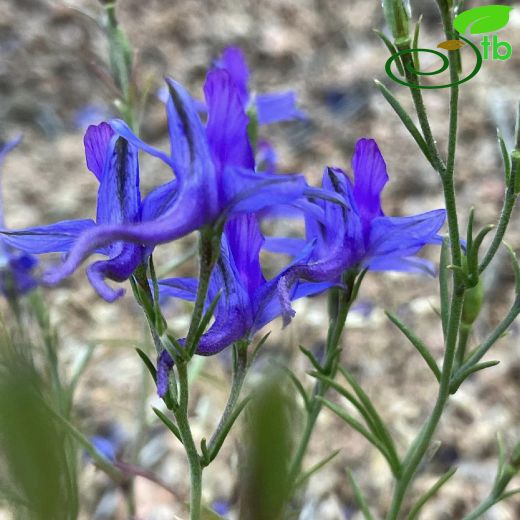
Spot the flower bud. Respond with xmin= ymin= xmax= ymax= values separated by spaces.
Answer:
xmin=461 ymin=275 xmax=483 ymax=326
xmin=382 ymin=0 xmax=411 ymax=42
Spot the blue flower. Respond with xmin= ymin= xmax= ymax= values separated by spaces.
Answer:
xmin=155 ymin=214 xmax=329 ymax=397
xmin=214 ymin=46 xmax=306 ymax=125
xmin=0 ymin=123 xmax=145 ymax=301
xmin=0 ymin=136 xmax=38 ymax=298
xmin=268 ymin=138 xmax=446 ymax=322
xmin=34 ymin=69 xmax=310 ymax=297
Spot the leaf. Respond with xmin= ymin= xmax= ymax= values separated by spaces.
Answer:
xmin=152 ymin=407 xmax=183 ymax=444
xmin=294 ymin=449 xmax=341 ymax=489
xmin=385 ymin=310 xmax=441 ymax=382
xmin=453 ymin=5 xmax=513 ymax=35
xmin=347 ymin=470 xmax=375 ymax=520
xmin=437 ymin=39 xmax=466 ymax=51
xmin=407 ymin=467 xmax=457 ymax=520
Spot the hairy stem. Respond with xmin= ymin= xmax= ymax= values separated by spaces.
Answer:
xmin=173 ymin=363 xmax=203 ymax=520
xmin=386 ymin=5 xmax=465 ymax=517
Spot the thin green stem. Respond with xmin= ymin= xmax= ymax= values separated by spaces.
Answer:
xmin=288 ymin=271 xmax=357 ymax=488
xmin=186 ymin=229 xmax=218 ymax=353
xmin=206 ymin=342 xmax=248 ymax=462
xmin=386 ymin=6 xmax=465 ymax=517
xmin=396 ymin=41 xmax=446 ymax=175
xmin=173 ymin=363 xmax=203 ymax=520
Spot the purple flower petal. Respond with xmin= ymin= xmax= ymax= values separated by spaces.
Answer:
xmin=256 ymin=91 xmax=306 ymax=125
xmin=84 ymin=122 xmax=115 ymax=181
xmin=351 ymin=138 xmax=389 ymax=223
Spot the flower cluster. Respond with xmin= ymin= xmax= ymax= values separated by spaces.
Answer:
xmin=0 ymin=48 xmax=446 ymax=393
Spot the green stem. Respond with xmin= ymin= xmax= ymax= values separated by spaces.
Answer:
xmin=173 ymin=363 xmax=203 ymax=520
xmin=288 ymin=271 xmax=357 ymax=488
xmin=396 ymin=40 xmax=446 ymax=175
xmin=207 ymin=341 xmax=248 ymax=461
xmin=386 ymin=6 xmax=465 ymax=517
xmin=186 ymin=229 xmax=219 ymax=353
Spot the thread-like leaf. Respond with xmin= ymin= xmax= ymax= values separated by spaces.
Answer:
xmin=407 ymin=467 xmax=457 ymax=520
xmin=152 ymin=407 xmax=182 ymax=444
xmin=295 ymin=449 xmax=341 ymax=489
xmin=347 ymin=470 xmax=375 ymax=520
xmin=385 ymin=311 xmax=441 ymax=381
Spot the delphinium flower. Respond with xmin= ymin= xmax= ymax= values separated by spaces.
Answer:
xmin=0 ymin=123 xmax=145 ymax=301
xmin=31 ymin=68 xmax=315 ymax=297
xmin=0 ymin=137 xmax=37 ymax=298
xmin=214 ymin=46 xmax=306 ymax=125
xmin=155 ymin=213 xmax=330 ymax=396
xmin=270 ymin=138 xmax=447 ymax=322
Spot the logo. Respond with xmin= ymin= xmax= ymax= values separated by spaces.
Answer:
xmin=385 ymin=5 xmax=513 ymax=89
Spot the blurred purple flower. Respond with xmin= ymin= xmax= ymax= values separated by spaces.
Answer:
xmin=267 ymin=138 xmax=446 ymax=323
xmin=0 ymin=136 xmax=38 ymax=297
xmin=35 ymin=70 xmax=309 ymax=298
xmin=0 ymin=123 xmax=146 ymax=301
xmin=73 ymin=104 xmax=113 ymax=131
xmin=156 ymin=214 xmax=329 ymax=397
xmin=214 ymin=47 xmax=306 ymax=125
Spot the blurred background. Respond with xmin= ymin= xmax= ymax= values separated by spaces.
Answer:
xmin=0 ymin=0 xmax=519 ymax=518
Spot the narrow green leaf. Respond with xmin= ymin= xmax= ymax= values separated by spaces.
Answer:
xmin=451 ymin=360 xmax=500 ymax=393
xmin=407 ymin=467 xmax=457 ymax=520
xmin=152 ymin=407 xmax=183 ymax=444
xmin=310 ymin=371 xmax=381 ymax=440
xmin=412 ymin=15 xmax=423 ymax=72
xmin=468 ymin=224 xmax=495 ymax=279
xmin=295 ymin=449 xmax=341 ymax=489
xmin=497 ymin=129 xmax=512 ymax=185
xmin=347 ymin=470 xmax=375 ymax=520
xmin=207 ymin=396 xmax=251 ymax=465
xmin=318 ymin=398 xmax=394 ymax=468
xmin=385 ymin=311 xmax=441 ymax=382
xmin=135 ymin=348 xmax=156 ymax=382
xmin=374 ymin=29 xmax=404 ymax=76
xmin=251 ymin=331 xmax=271 ymax=363
xmin=374 ymin=80 xmax=434 ymax=168
xmin=68 ymin=343 xmax=96 ymax=398
xmin=338 ymin=367 xmax=401 ymax=475
xmin=500 ymin=488 xmax=520 ymax=500
xmin=299 ymin=345 xmax=322 ymax=372
xmin=466 ymin=207 xmax=475 ymax=257
xmin=277 ymin=363 xmax=310 ymax=410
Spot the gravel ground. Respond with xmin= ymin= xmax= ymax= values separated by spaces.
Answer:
xmin=1 ymin=0 xmax=520 ymax=518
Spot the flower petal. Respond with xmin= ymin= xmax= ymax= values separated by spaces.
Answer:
xmin=366 ymin=255 xmax=436 ymax=276
xmin=225 ymin=167 xmax=307 ymax=214
xmin=84 ymin=122 xmax=115 ymax=181
xmin=110 ymin=119 xmax=172 ymax=167
xmin=140 ymin=180 xmax=178 ymax=222
xmin=255 ymin=91 xmax=306 ymax=125
xmin=204 ymin=69 xmax=254 ymax=170
xmin=158 ymin=277 xmax=198 ymax=301
xmin=0 ymin=219 xmax=96 ymax=254
xmin=352 ymin=138 xmax=389 ymax=222
xmin=214 ymin=47 xmax=250 ymax=107
xmin=96 ymin=136 xmax=141 ymax=227
xmin=164 ymin=77 xmax=214 ymax=181
xmin=368 ymin=209 xmax=446 ymax=259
